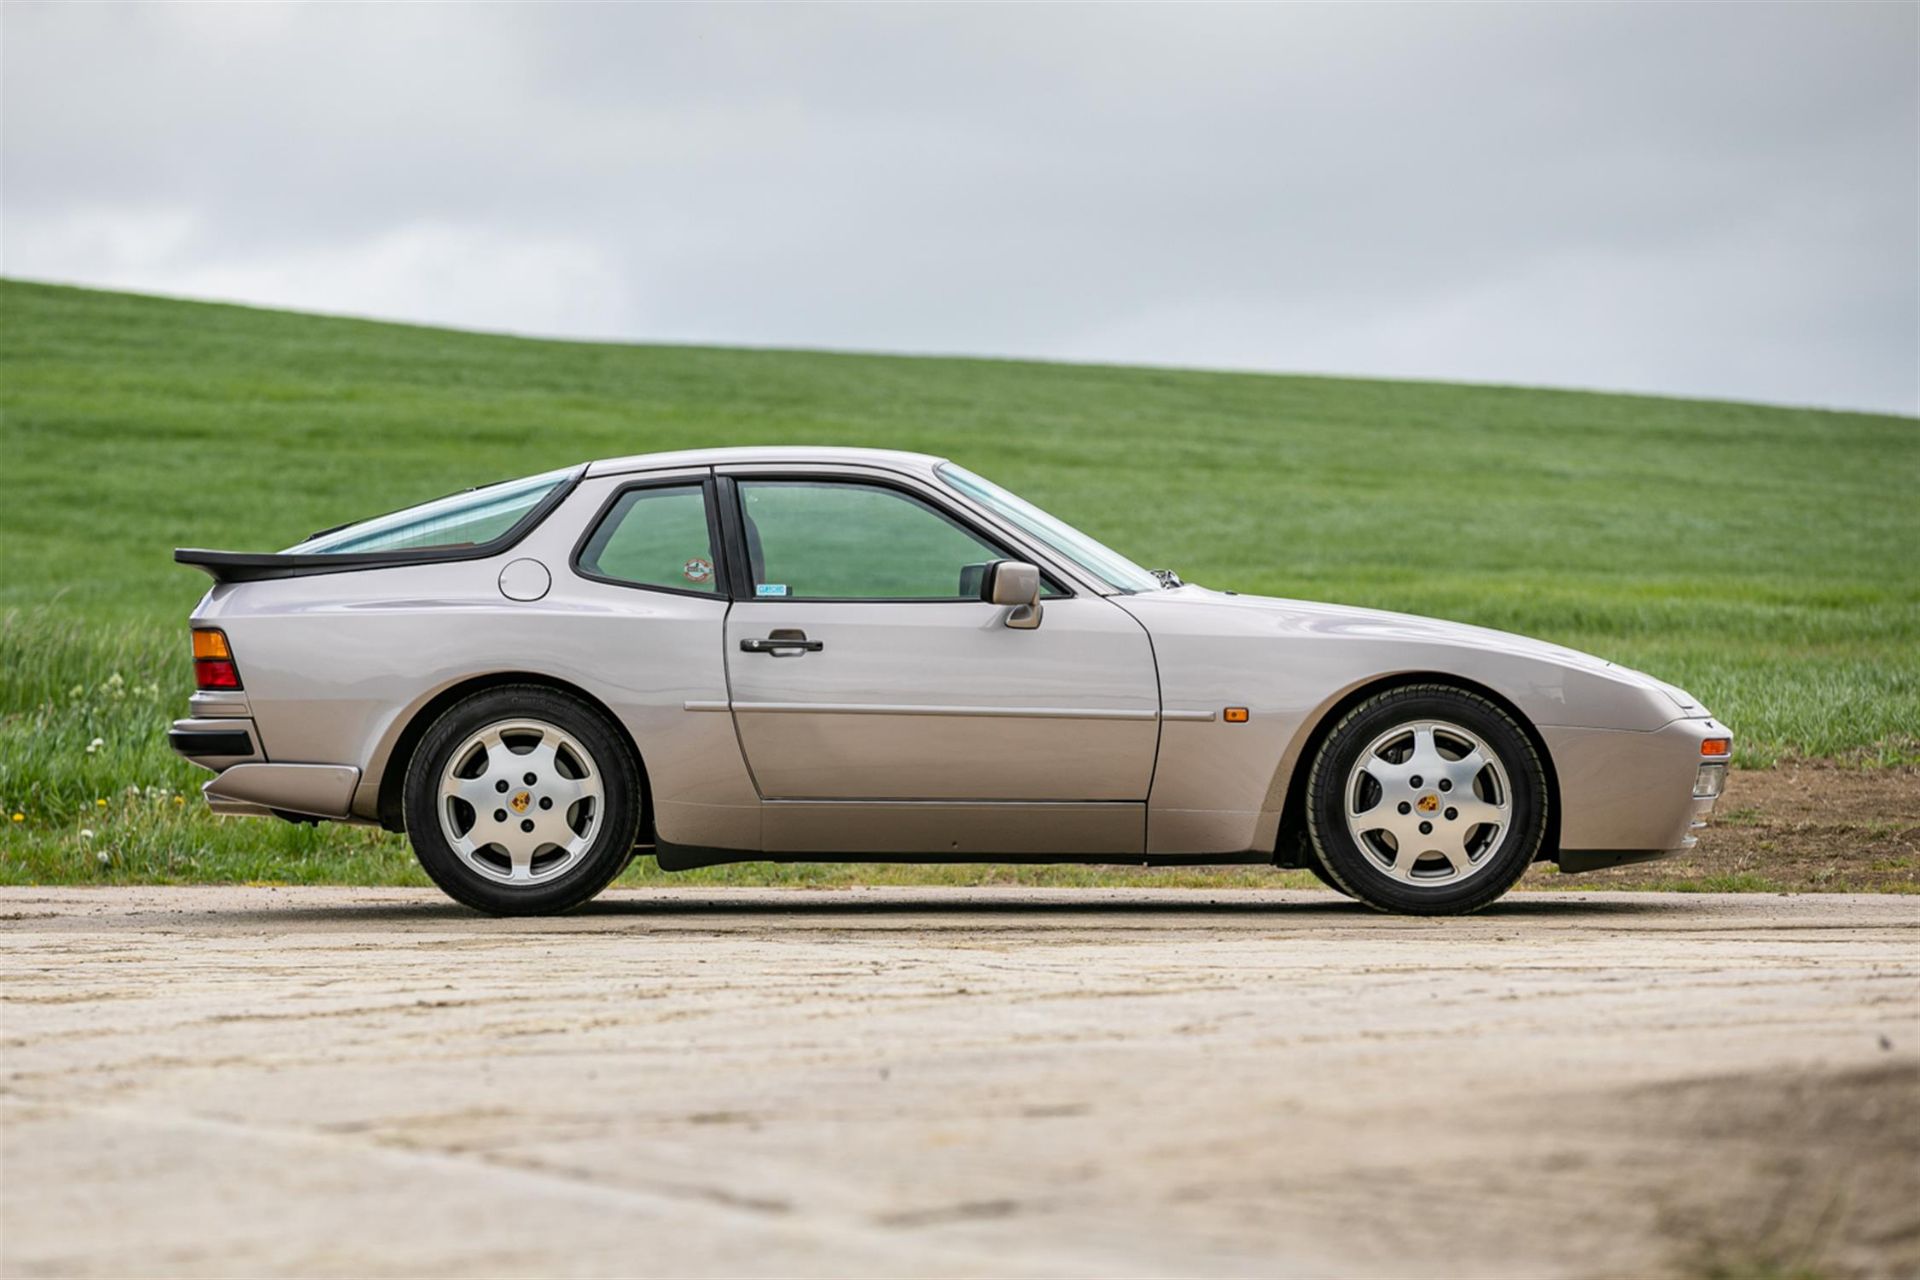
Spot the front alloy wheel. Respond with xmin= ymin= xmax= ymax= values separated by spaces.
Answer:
xmin=1306 ymin=684 xmax=1547 ymax=915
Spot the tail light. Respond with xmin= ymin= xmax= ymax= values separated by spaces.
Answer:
xmin=192 ymin=628 xmax=243 ymax=690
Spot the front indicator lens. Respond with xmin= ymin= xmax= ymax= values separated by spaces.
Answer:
xmin=1694 ymin=763 xmax=1727 ymax=799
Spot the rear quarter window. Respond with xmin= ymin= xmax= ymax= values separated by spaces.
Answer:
xmin=295 ymin=466 xmax=576 ymax=555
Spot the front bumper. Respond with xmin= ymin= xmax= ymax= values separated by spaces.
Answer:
xmin=1545 ymin=715 xmax=1732 ymax=869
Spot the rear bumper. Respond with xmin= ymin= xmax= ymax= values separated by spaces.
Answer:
xmin=170 ymin=709 xmax=360 ymax=821
xmin=169 ymin=716 xmax=264 ymax=770
xmin=168 ymin=726 xmax=255 ymax=757
xmin=1546 ymin=716 xmax=1731 ymax=869
xmin=202 ymin=763 xmax=361 ymax=819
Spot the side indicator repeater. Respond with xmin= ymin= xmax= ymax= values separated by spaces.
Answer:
xmin=1700 ymin=738 xmax=1731 ymax=757
xmin=1224 ymin=707 xmax=1250 ymax=723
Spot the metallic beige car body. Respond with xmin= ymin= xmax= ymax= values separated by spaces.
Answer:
xmin=173 ymin=447 xmax=1729 ymax=871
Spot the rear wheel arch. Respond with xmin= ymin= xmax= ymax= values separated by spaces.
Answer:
xmin=1271 ymin=672 xmax=1560 ymax=866
xmin=375 ymin=673 xmax=650 ymax=839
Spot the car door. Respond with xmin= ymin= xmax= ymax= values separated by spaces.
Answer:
xmin=717 ymin=466 xmax=1160 ymax=855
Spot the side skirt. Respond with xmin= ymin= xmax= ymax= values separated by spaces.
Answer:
xmin=650 ymin=841 xmax=1271 ymax=873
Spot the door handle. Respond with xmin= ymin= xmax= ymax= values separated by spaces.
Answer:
xmin=740 ymin=629 xmax=823 ymax=654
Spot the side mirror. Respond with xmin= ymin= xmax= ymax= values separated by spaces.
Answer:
xmin=982 ymin=560 xmax=1043 ymax=630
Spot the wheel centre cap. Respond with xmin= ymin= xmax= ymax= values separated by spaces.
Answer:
xmin=509 ymin=790 xmax=532 ymax=814
xmin=1415 ymin=793 xmax=1440 ymax=814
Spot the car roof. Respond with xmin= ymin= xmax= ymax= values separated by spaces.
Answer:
xmin=586 ymin=446 xmax=948 ymax=478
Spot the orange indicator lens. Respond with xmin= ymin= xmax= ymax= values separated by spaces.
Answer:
xmin=1224 ymin=707 xmax=1250 ymax=723
xmin=1700 ymin=738 xmax=1731 ymax=757
xmin=192 ymin=629 xmax=232 ymax=660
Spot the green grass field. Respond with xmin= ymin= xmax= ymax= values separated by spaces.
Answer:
xmin=2 ymin=279 xmax=1915 ymax=887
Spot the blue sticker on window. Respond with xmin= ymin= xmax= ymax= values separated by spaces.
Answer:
xmin=756 ymin=583 xmax=789 ymax=597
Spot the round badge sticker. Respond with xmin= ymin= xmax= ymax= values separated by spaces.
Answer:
xmin=682 ymin=557 xmax=714 ymax=585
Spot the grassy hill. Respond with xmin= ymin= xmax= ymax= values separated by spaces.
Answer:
xmin=2 ymin=279 xmax=1915 ymax=885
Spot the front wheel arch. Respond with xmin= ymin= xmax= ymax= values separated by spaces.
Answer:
xmin=375 ymin=672 xmax=650 ymax=840
xmin=1271 ymin=672 xmax=1560 ymax=868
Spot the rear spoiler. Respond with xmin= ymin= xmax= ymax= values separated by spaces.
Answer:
xmin=173 ymin=548 xmax=449 ymax=584
xmin=174 ymin=467 xmax=585 ymax=586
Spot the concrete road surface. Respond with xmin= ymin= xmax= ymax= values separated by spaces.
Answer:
xmin=3 ymin=887 xmax=1916 ymax=1278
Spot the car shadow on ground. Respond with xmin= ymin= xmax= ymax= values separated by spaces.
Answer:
xmin=574 ymin=895 xmax=1675 ymax=917
xmin=109 ymin=893 xmax=1687 ymax=931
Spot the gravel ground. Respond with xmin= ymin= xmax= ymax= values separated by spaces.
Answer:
xmin=3 ymin=886 xmax=1917 ymax=1279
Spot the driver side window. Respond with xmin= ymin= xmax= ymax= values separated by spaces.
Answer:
xmin=736 ymin=480 xmax=1050 ymax=601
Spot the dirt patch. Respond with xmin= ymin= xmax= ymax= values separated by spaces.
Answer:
xmin=1627 ymin=1062 xmax=1920 ymax=1278
xmin=1529 ymin=762 xmax=1920 ymax=893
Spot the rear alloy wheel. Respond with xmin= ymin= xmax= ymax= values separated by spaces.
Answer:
xmin=404 ymin=685 xmax=641 ymax=915
xmin=1305 ymin=685 xmax=1547 ymax=915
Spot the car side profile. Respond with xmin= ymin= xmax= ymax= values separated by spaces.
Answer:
xmin=171 ymin=447 xmax=1732 ymax=915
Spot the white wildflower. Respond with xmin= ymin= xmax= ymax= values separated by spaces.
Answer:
xmin=106 ymin=673 xmax=124 ymax=688
xmin=96 ymin=851 xmax=110 ymax=866
xmin=79 ymin=828 xmax=95 ymax=840
xmin=86 ymin=737 xmax=105 ymax=754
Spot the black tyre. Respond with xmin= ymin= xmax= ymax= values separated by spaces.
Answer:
xmin=1301 ymin=852 xmax=1354 ymax=898
xmin=404 ymin=685 xmax=642 ymax=915
xmin=1305 ymin=684 xmax=1547 ymax=916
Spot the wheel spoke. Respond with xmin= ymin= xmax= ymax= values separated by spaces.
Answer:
xmin=544 ymin=773 xmax=597 ymax=809
xmin=1408 ymin=725 xmax=1443 ymax=776
xmin=1361 ymin=754 xmax=1404 ymax=790
xmin=1389 ymin=844 xmax=1426 ymax=881
xmin=507 ymin=839 xmax=536 ymax=881
xmin=481 ymin=733 xmax=520 ymax=779
xmin=1450 ymin=796 xmax=1506 ymax=829
xmin=515 ymin=738 xmax=561 ymax=783
xmin=1431 ymin=828 xmax=1475 ymax=878
xmin=445 ymin=774 xmax=500 ymax=812
xmin=455 ymin=808 xmax=503 ymax=856
xmin=1445 ymin=749 xmax=1489 ymax=791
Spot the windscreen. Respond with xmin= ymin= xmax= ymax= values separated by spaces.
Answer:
xmin=936 ymin=463 xmax=1162 ymax=594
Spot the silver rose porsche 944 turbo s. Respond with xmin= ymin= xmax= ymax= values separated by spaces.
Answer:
xmin=172 ymin=447 xmax=1732 ymax=916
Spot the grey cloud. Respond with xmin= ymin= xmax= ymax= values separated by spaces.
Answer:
xmin=4 ymin=2 xmax=1914 ymax=413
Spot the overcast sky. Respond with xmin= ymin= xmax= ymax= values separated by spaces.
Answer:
xmin=5 ymin=3 xmax=1916 ymax=414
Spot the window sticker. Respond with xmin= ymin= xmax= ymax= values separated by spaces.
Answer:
xmin=756 ymin=583 xmax=789 ymax=597
xmin=681 ymin=557 xmax=714 ymax=585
